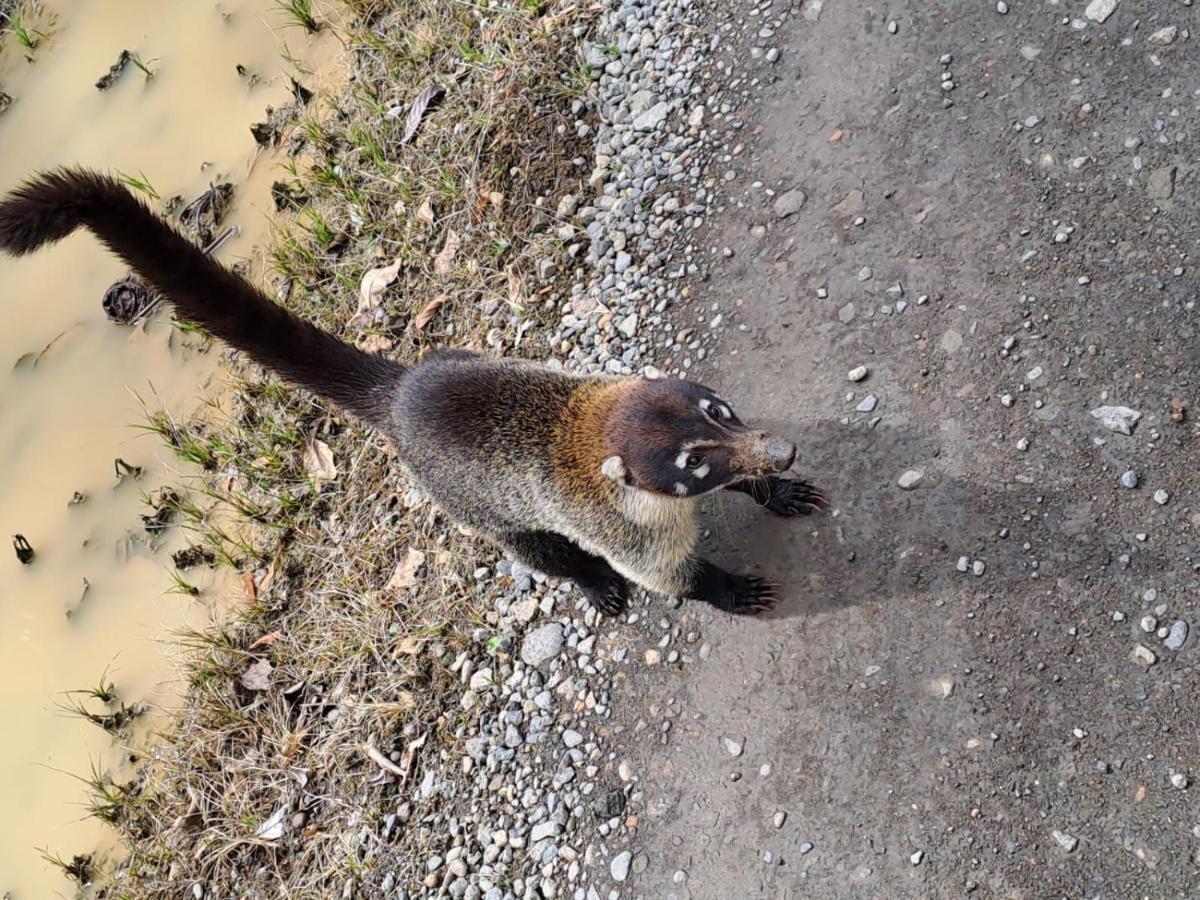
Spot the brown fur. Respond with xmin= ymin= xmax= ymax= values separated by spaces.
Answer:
xmin=0 ymin=168 xmax=820 ymax=616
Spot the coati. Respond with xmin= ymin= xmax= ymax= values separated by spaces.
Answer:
xmin=0 ymin=168 xmax=829 ymax=615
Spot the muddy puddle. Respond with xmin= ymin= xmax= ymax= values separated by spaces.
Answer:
xmin=0 ymin=2 xmax=338 ymax=893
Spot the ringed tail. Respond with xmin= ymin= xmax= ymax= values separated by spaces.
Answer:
xmin=0 ymin=167 xmax=403 ymax=425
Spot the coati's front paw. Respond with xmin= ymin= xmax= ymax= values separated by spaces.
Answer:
xmin=579 ymin=574 xmax=629 ymax=616
xmin=688 ymin=561 xmax=779 ymax=616
xmin=763 ymin=477 xmax=830 ymax=517
xmin=727 ymin=574 xmax=779 ymax=615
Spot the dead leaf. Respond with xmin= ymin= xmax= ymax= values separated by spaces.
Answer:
xmin=399 ymin=83 xmax=445 ymax=145
xmin=392 ymin=636 xmax=422 ymax=658
xmin=258 ymin=548 xmax=282 ymax=597
xmin=241 ymin=659 xmax=273 ymax=691
xmin=433 ymin=229 xmax=460 ymax=275
xmin=828 ymin=128 xmax=844 ymax=142
xmin=386 ymin=547 xmax=426 ymax=591
xmin=397 ymin=732 xmax=428 ymax=783
xmin=487 ymin=191 xmax=504 ymax=211
xmin=358 ymin=333 xmax=395 ymax=353
xmin=248 ymin=630 xmax=283 ymax=651
xmin=254 ymin=805 xmax=288 ymax=840
xmin=350 ymin=258 xmax=403 ymax=327
xmin=303 ymin=438 xmax=338 ymax=481
xmin=242 ymin=572 xmax=257 ymax=602
xmin=413 ymin=294 xmax=447 ymax=332
xmin=505 ymin=266 xmax=524 ymax=307
xmin=416 ymin=197 xmax=436 ymax=227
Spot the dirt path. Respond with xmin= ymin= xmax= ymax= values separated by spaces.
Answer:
xmin=613 ymin=3 xmax=1199 ymax=898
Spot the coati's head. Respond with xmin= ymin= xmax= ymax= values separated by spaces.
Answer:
xmin=601 ymin=379 xmax=796 ymax=497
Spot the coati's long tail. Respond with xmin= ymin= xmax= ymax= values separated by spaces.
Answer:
xmin=0 ymin=167 xmax=403 ymax=425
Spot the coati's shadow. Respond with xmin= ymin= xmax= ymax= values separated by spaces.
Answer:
xmin=698 ymin=416 xmax=1033 ymax=619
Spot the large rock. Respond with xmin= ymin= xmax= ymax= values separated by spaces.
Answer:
xmin=774 ymin=189 xmax=807 ymax=218
xmin=632 ymin=101 xmax=670 ymax=131
xmin=1090 ymin=405 xmax=1141 ymax=435
xmin=1084 ymin=0 xmax=1118 ymax=23
xmin=520 ymin=623 xmax=563 ymax=667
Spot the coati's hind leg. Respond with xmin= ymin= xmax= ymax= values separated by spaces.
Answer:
xmin=727 ymin=476 xmax=830 ymax=517
xmin=501 ymin=531 xmax=629 ymax=616
xmin=685 ymin=559 xmax=779 ymax=616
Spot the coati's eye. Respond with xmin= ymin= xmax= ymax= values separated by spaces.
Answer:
xmin=706 ymin=404 xmax=724 ymax=420
xmin=686 ymin=453 xmax=703 ymax=468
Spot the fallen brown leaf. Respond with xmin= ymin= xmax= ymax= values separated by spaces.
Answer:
xmin=413 ymin=294 xmax=447 ymax=331
xmin=399 ymin=83 xmax=445 ymax=145
xmin=416 ymin=197 xmax=436 ymax=227
xmin=242 ymin=571 xmax=257 ymax=602
xmin=392 ymin=636 xmax=421 ymax=658
xmin=248 ymin=630 xmax=283 ymax=651
xmin=433 ymin=229 xmax=460 ymax=275
xmin=303 ymin=438 xmax=338 ymax=481
xmin=386 ymin=547 xmax=426 ymax=591
xmin=240 ymin=659 xmax=273 ymax=691
xmin=350 ymin=258 xmax=403 ymax=327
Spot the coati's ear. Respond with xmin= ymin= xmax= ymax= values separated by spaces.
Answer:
xmin=600 ymin=455 xmax=629 ymax=485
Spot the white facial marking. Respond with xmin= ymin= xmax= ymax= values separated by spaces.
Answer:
xmin=674 ymin=482 xmax=689 ymax=495
xmin=693 ymin=463 xmax=711 ymax=480
xmin=719 ymin=404 xmax=732 ymax=419
xmin=675 ymin=450 xmax=691 ymax=469
xmin=601 ymin=455 xmax=627 ymax=483
xmin=698 ymin=398 xmax=711 ymax=411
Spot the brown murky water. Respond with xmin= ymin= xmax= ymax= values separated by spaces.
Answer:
xmin=0 ymin=2 xmax=337 ymax=893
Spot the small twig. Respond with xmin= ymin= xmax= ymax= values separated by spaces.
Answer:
xmin=361 ymin=742 xmax=406 ymax=779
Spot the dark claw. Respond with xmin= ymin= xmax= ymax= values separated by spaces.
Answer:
xmin=765 ymin=478 xmax=831 ymax=517
xmin=731 ymin=574 xmax=779 ymax=615
xmin=581 ymin=575 xmax=628 ymax=616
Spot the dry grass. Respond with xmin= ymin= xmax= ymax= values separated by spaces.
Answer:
xmin=92 ymin=1 xmax=595 ymax=896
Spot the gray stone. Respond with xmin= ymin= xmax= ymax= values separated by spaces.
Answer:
xmin=611 ymin=850 xmax=633 ymax=882
xmin=856 ymin=394 xmax=878 ymax=413
xmin=1131 ymin=644 xmax=1157 ymax=666
xmin=1090 ymin=405 xmax=1141 ymax=435
xmin=1121 ymin=471 xmax=1139 ymax=489
xmin=1148 ymin=25 xmax=1178 ymax=46
xmin=562 ymin=729 xmax=584 ymax=748
xmin=1165 ymin=620 xmax=1188 ymax=651
xmin=898 ymin=469 xmax=924 ymax=490
xmin=847 ymin=365 xmax=869 ymax=382
xmin=1051 ymin=830 xmax=1078 ymax=853
xmin=632 ymin=101 xmax=671 ymax=131
xmin=1148 ymin=166 xmax=1177 ymax=200
xmin=520 ymin=623 xmax=564 ymax=667
xmin=774 ymin=189 xmax=807 ymax=218
xmin=722 ymin=735 xmax=744 ymax=757
xmin=1084 ymin=0 xmax=1118 ymax=24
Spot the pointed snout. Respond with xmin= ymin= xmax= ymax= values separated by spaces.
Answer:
xmin=733 ymin=432 xmax=797 ymax=475
xmin=766 ymin=437 xmax=796 ymax=471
